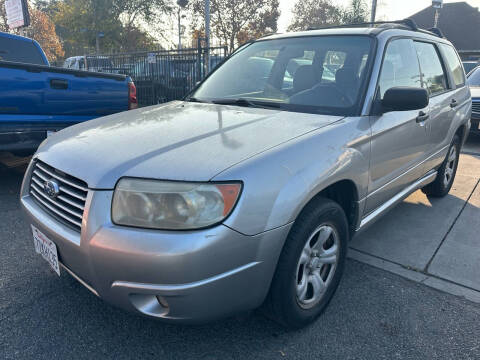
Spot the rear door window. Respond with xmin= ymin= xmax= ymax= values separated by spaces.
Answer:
xmin=0 ymin=36 xmax=45 ymax=65
xmin=378 ymin=39 xmax=421 ymax=98
xmin=414 ymin=42 xmax=448 ymax=96
xmin=440 ymin=44 xmax=465 ymax=87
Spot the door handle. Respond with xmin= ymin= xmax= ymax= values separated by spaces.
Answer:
xmin=50 ymin=79 xmax=68 ymax=90
xmin=416 ymin=111 xmax=429 ymax=123
xmin=450 ymin=99 xmax=458 ymax=108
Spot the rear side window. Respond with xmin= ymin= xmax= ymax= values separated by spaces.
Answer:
xmin=378 ymin=39 xmax=421 ymax=98
xmin=440 ymin=44 xmax=465 ymax=87
xmin=414 ymin=42 xmax=448 ymax=95
xmin=0 ymin=36 xmax=45 ymax=65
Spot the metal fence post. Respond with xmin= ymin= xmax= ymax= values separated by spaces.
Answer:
xmin=197 ymin=37 xmax=202 ymax=82
xmin=205 ymin=0 xmax=210 ymax=73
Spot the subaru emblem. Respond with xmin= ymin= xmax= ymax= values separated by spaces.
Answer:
xmin=44 ymin=180 xmax=60 ymax=199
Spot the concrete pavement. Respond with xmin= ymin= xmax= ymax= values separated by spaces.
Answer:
xmin=463 ymin=133 xmax=480 ymax=155
xmin=350 ymin=135 xmax=480 ymax=303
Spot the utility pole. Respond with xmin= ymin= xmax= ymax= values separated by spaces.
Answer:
xmin=370 ymin=0 xmax=377 ymax=23
xmin=432 ymin=0 xmax=443 ymax=28
xmin=176 ymin=0 xmax=188 ymax=49
xmin=434 ymin=9 xmax=439 ymax=27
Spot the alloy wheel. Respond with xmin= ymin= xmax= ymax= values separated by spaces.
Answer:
xmin=295 ymin=224 xmax=339 ymax=309
xmin=443 ymin=146 xmax=457 ymax=188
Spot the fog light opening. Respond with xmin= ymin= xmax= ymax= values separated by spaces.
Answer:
xmin=156 ymin=295 xmax=169 ymax=309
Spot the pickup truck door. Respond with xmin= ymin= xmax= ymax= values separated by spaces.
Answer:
xmin=365 ymin=38 xmax=430 ymax=214
xmin=0 ymin=64 xmax=128 ymax=117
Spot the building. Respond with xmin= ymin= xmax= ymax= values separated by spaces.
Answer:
xmin=409 ymin=1 xmax=480 ymax=60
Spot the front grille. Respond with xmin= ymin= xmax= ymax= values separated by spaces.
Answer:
xmin=472 ymin=100 xmax=480 ymax=114
xmin=29 ymin=160 xmax=88 ymax=232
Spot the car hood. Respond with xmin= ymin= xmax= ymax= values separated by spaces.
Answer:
xmin=470 ymin=87 xmax=480 ymax=99
xmin=36 ymin=101 xmax=343 ymax=189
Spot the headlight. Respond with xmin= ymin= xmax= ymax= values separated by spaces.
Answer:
xmin=112 ymin=178 xmax=242 ymax=230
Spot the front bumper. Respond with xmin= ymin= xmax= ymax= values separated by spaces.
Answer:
xmin=20 ymin=162 xmax=291 ymax=322
xmin=0 ymin=130 xmax=47 ymax=154
xmin=0 ymin=123 xmax=74 ymax=155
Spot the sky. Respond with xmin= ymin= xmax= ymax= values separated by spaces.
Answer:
xmin=277 ymin=0 xmax=480 ymax=31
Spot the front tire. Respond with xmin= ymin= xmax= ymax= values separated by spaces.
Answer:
xmin=422 ymin=134 xmax=461 ymax=198
xmin=264 ymin=197 xmax=349 ymax=329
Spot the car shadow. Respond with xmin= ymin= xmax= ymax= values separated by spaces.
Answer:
xmin=463 ymin=133 xmax=480 ymax=156
xmin=350 ymin=182 xmax=479 ymax=271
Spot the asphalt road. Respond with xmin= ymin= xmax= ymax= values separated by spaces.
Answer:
xmin=1 ymin=168 xmax=480 ymax=360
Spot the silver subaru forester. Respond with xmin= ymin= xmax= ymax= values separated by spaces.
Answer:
xmin=21 ymin=20 xmax=471 ymax=328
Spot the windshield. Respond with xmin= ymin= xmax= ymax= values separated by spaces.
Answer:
xmin=467 ymin=67 xmax=480 ymax=86
xmin=191 ymin=35 xmax=373 ymax=115
xmin=463 ymin=62 xmax=478 ymax=75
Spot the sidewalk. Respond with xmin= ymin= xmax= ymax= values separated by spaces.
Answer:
xmin=350 ymin=138 xmax=480 ymax=303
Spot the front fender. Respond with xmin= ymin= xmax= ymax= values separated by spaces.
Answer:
xmin=214 ymin=116 xmax=371 ymax=236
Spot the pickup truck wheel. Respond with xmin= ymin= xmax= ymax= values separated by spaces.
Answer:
xmin=264 ymin=197 xmax=348 ymax=329
xmin=422 ymin=134 xmax=461 ymax=198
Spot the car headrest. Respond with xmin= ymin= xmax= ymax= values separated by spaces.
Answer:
xmin=293 ymin=65 xmax=321 ymax=93
xmin=335 ymin=66 xmax=357 ymax=88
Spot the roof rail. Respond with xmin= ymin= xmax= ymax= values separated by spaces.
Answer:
xmin=305 ymin=18 xmax=445 ymax=39
xmin=427 ymin=27 xmax=445 ymax=38
xmin=306 ymin=19 xmax=419 ymax=31
xmin=258 ymin=32 xmax=282 ymax=39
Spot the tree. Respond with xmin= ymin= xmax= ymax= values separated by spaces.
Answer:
xmin=29 ymin=7 xmax=65 ymax=61
xmin=115 ymin=0 xmax=172 ymax=45
xmin=288 ymin=0 xmax=342 ymax=32
xmin=236 ymin=0 xmax=280 ymax=45
xmin=45 ymin=0 xmax=168 ymax=54
xmin=0 ymin=2 xmax=8 ymax=32
xmin=190 ymin=0 xmax=280 ymax=53
xmin=288 ymin=0 xmax=370 ymax=32
xmin=342 ymin=0 xmax=369 ymax=24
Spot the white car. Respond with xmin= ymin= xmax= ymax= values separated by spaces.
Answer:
xmin=63 ymin=56 xmax=116 ymax=73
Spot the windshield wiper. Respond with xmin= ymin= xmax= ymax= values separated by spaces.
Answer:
xmin=211 ymin=98 xmax=281 ymax=109
xmin=185 ymin=97 xmax=210 ymax=103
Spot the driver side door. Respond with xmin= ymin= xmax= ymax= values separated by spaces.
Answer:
xmin=365 ymin=38 xmax=430 ymax=214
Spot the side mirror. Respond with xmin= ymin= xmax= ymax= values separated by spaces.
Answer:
xmin=382 ymin=87 xmax=429 ymax=112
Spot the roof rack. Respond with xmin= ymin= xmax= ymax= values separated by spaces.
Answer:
xmin=427 ymin=27 xmax=445 ymax=38
xmin=258 ymin=32 xmax=282 ymax=39
xmin=307 ymin=19 xmax=418 ymax=31
xmin=306 ymin=19 xmax=444 ymax=38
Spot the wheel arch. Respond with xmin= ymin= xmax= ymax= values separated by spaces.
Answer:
xmin=455 ymin=123 xmax=468 ymax=145
xmin=296 ymin=179 xmax=360 ymax=236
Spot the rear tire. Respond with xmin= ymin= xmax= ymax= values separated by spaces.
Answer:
xmin=264 ymin=197 xmax=349 ymax=329
xmin=422 ymin=134 xmax=461 ymax=198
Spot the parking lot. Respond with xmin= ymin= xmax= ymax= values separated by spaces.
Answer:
xmin=1 ymin=136 xmax=480 ymax=360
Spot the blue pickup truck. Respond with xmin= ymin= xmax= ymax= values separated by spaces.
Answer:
xmin=0 ymin=32 xmax=137 ymax=156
